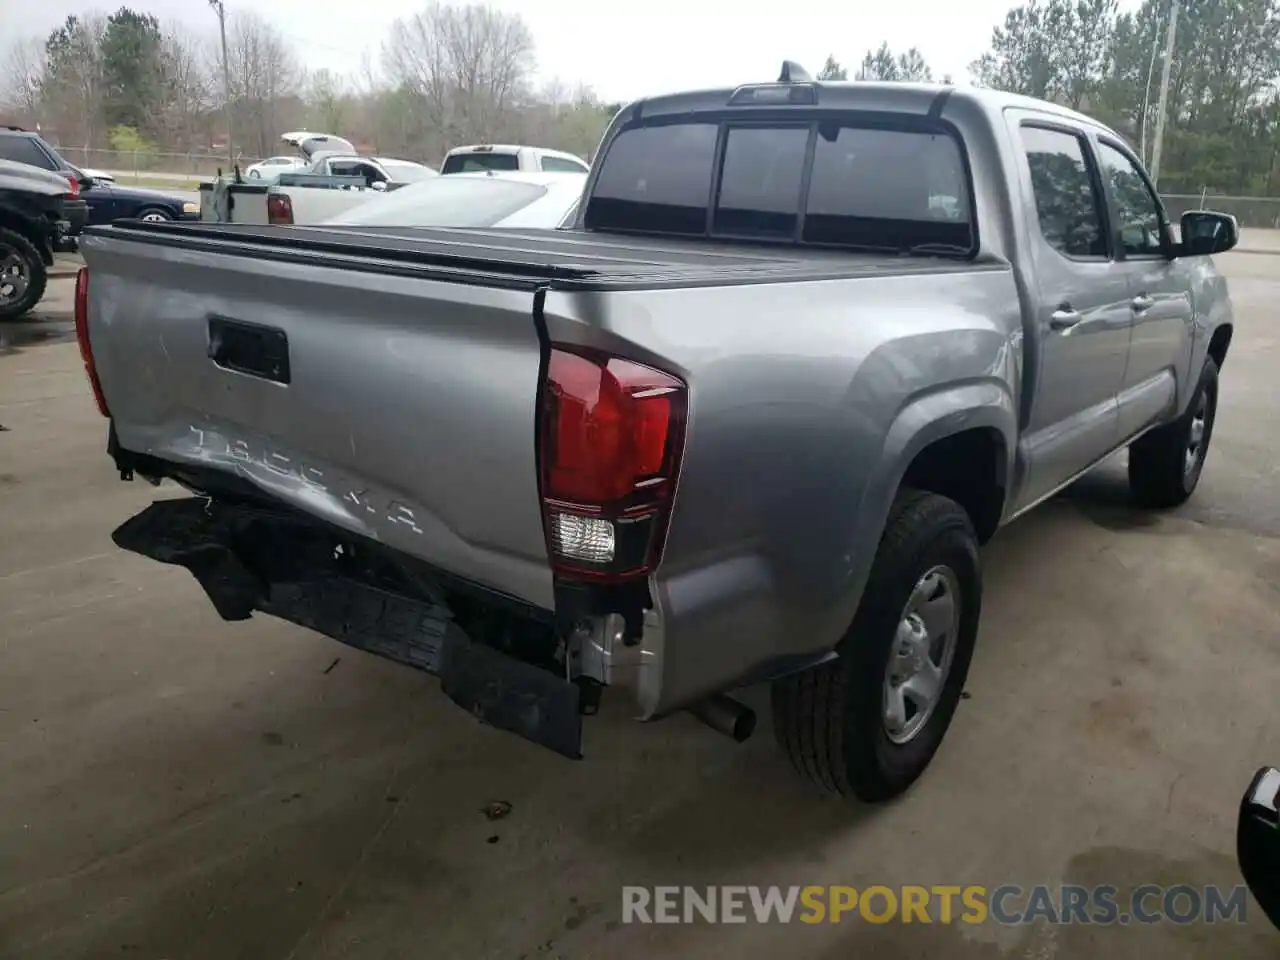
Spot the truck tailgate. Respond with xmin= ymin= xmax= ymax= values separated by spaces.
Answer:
xmin=79 ymin=228 xmax=555 ymax=610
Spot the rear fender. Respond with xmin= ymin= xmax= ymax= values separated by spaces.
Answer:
xmin=812 ymin=379 xmax=1018 ymax=647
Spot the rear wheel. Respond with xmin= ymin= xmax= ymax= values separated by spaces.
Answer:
xmin=137 ymin=207 xmax=172 ymax=222
xmin=771 ymin=489 xmax=982 ymax=802
xmin=1128 ymin=358 xmax=1219 ymax=509
xmin=0 ymin=227 xmax=48 ymax=322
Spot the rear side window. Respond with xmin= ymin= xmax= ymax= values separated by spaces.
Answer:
xmin=586 ymin=120 xmax=973 ymax=251
xmin=0 ymin=135 xmax=55 ymax=170
xmin=541 ymin=156 xmax=587 ymax=173
xmin=1019 ymin=126 xmax=1107 ymax=259
xmin=442 ymin=152 xmax=520 ymax=174
xmin=586 ymin=123 xmax=718 ymax=235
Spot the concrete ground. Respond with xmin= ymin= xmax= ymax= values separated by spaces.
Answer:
xmin=2 ymin=254 xmax=1279 ymax=959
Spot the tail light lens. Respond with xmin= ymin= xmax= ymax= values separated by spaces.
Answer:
xmin=539 ymin=346 xmax=687 ymax=582
xmin=64 ymin=175 xmax=79 ymax=198
xmin=74 ymin=266 xmax=109 ymax=417
xmin=266 ymin=193 xmax=293 ymax=225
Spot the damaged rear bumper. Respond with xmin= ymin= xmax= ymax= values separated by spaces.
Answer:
xmin=113 ymin=497 xmax=585 ymax=759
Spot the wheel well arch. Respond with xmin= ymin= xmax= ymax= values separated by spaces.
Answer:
xmin=900 ymin=426 xmax=1008 ymax=543
xmin=0 ymin=208 xmax=46 ymax=253
xmin=1207 ymin=324 xmax=1232 ymax=371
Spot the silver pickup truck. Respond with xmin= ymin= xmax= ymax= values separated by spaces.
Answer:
xmin=76 ymin=68 xmax=1237 ymax=803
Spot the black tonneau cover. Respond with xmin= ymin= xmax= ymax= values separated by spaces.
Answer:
xmin=85 ymin=219 xmax=1005 ymax=292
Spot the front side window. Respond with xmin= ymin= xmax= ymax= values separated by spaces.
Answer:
xmin=1019 ymin=126 xmax=1107 ymax=260
xmin=1096 ymin=140 xmax=1165 ymax=257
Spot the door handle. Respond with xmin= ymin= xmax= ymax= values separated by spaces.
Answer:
xmin=1050 ymin=306 xmax=1082 ymax=331
xmin=1131 ymin=294 xmax=1155 ymax=313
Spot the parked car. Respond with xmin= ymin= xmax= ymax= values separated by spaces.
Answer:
xmin=244 ymin=155 xmax=308 ymax=180
xmin=72 ymin=168 xmax=198 ymax=224
xmin=0 ymin=159 xmax=72 ymax=320
xmin=200 ymin=138 xmax=438 ymax=225
xmin=1240 ymin=766 xmax=1280 ymax=929
xmin=0 ymin=126 xmax=88 ymax=243
xmin=441 ymin=143 xmax=589 ymax=175
xmin=316 ymin=171 xmax=586 ymax=229
xmin=77 ymin=64 xmax=1238 ymax=802
xmin=301 ymin=152 xmax=437 ymax=186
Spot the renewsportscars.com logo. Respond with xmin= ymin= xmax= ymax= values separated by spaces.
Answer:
xmin=621 ymin=884 xmax=1250 ymax=926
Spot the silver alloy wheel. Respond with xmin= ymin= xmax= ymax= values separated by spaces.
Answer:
xmin=1185 ymin=391 xmax=1209 ymax=478
xmin=0 ymin=249 xmax=29 ymax=306
xmin=140 ymin=210 xmax=170 ymax=222
xmin=883 ymin=565 xmax=962 ymax=745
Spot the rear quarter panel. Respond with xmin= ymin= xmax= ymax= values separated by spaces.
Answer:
xmin=542 ymin=266 xmax=1023 ymax=714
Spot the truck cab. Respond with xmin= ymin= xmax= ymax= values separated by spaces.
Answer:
xmin=441 ymin=144 xmax=590 ymax=175
xmin=79 ymin=64 xmax=1238 ymax=804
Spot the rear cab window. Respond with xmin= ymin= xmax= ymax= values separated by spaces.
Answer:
xmin=584 ymin=116 xmax=975 ymax=253
xmin=442 ymin=152 xmax=520 ymax=174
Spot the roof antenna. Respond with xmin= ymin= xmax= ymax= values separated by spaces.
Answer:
xmin=778 ymin=60 xmax=812 ymax=83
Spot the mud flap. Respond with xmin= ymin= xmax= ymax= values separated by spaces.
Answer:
xmin=111 ymin=497 xmax=584 ymax=759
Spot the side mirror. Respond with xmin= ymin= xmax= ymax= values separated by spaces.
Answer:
xmin=1238 ymin=767 xmax=1280 ymax=930
xmin=1180 ymin=210 xmax=1238 ymax=256
xmin=371 ymin=181 xmax=388 ymax=192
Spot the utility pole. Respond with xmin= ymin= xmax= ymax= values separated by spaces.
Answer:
xmin=209 ymin=0 xmax=233 ymax=172
xmin=1139 ymin=21 xmax=1162 ymax=165
xmin=1150 ymin=0 xmax=1179 ymax=187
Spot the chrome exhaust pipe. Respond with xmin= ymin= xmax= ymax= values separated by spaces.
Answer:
xmin=690 ymin=695 xmax=756 ymax=743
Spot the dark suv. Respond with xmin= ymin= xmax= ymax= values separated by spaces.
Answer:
xmin=0 ymin=127 xmax=89 ymax=241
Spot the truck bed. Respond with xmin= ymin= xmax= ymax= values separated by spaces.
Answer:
xmin=79 ymin=219 xmax=1009 ymax=616
xmin=90 ymin=219 xmax=1006 ymax=291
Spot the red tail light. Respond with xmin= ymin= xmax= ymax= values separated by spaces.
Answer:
xmin=74 ymin=267 xmax=109 ymax=417
xmin=539 ymin=346 xmax=687 ymax=582
xmin=64 ymin=175 xmax=79 ymax=198
xmin=266 ymin=193 xmax=294 ymax=225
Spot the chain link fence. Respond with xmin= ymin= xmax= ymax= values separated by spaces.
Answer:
xmin=1162 ymin=193 xmax=1280 ymax=229
xmin=51 ymin=147 xmax=268 ymax=183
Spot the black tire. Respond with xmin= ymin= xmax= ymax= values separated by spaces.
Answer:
xmin=1128 ymin=358 xmax=1219 ymax=509
xmin=136 ymin=207 xmax=172 ymax=222
xmin=771 ymin=489 xmax=982 ymax=802
xmin=0 ymin=227 xmax=48 ymax=322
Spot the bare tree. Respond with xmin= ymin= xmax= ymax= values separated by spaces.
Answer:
xmin=153 ymin=25 xmax=211 ymax=148
xmin=308 ymin=68 xmax=350 ymax=133
xmin=217 ymin=10 xmax=302 ymax=157
xmin=40 ymin=14 xmax=108 ymax=150
xmin=0 ymin=37 xmax=47 ymax=122
xmin=382 ymin=2 xmax=535 ymax=158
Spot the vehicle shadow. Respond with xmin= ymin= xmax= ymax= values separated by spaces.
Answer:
xmin=8 ymin=458 xmax=1259 ymax=960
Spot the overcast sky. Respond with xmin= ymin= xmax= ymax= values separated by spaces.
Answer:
xmin=19 ymin=0 xmax=1144 ymax=102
